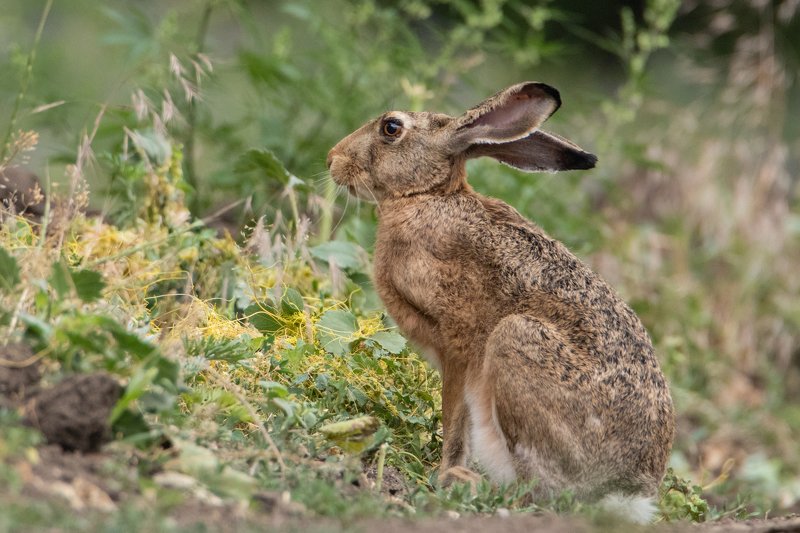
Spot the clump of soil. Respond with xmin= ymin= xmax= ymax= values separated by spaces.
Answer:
xmin=26 ymin=372 xmax=122 ymax=453
xmin=0 ymin=342 xmax=41 ymax=403
xmin=364 ymin=464 xmax=408 ymax=497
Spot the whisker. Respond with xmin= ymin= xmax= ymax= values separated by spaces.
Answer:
xmin=357 ymin=174 xmax=382 ymax=217
xmin=312 ymin=174 xmax=333 ymax=186
xmin=311 ymin=170 xmax=332 ymax=182
xmin=329 ymin=185 xmax=350 ymax=237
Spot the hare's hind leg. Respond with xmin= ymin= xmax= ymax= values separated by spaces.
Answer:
xmin=470 ymin=314 xmax=604 ymax=496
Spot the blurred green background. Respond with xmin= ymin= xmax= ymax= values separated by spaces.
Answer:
xmin=2 ymin=0 xmax=799 ymax=514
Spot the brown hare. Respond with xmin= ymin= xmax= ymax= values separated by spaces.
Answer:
xmin=327 ymin=82 xmax=674 ymax=522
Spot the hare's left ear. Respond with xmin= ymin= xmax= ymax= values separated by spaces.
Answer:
xmin=466 ymin=130 xmax=597 ymax=172
xmin=450 ymin=82 xmax=561 ymax=151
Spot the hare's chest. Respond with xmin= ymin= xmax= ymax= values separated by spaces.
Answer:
xmin=374 ymin=231 xmax=481 ymax=327
xmin=374 ymin=238 xmax=450 ymax=313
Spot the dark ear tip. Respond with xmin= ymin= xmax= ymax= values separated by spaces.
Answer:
xmin=517 ymin=82 xmax=561 ymax=108
xmin=567 ymin=150 xmax=598 ymax=170
xmin=532 ymin=83 xmax=561 ymax=107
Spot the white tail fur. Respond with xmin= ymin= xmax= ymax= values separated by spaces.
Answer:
xmin=599 ymin=493 xmax=658 ymax=524
xmin=464 ymin=390 xmax=516 ymax=484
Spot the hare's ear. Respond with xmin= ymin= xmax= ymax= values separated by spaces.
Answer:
xmin=466 ymin=130 xmax=597 ymax=172
xmin=450 ymin=82 xmax=561 ymax=151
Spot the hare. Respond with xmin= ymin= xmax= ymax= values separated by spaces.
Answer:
xmin=327 ymin=82 xmax=674 ymax=521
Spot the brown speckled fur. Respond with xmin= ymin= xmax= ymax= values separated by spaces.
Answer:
xmin=327 ymin=82 xmax=675 ymax=500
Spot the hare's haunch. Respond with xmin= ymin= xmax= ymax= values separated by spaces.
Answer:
xmin=327 ymin=82 xmax=674 ymax=521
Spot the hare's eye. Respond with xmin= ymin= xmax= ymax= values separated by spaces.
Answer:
xmin=382 ymin=119 xmax=403 ymax=138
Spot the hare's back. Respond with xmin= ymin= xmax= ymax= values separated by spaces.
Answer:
xmin=469 ymin=198 xmax=659 ymax=368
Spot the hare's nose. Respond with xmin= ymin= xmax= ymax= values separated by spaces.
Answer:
xmin=326 ymin=150 xmax=335 ymax=169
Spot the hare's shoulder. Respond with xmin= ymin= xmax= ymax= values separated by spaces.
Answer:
xmin=470 ymin=194 xmax=593 ymax=282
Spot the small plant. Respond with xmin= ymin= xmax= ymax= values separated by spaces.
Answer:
xmin=659 ymin=468 xmax=710 ymax=522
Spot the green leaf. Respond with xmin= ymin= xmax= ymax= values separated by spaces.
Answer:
xmin=316 ymin=309 xmax=359 ymax=355
xmin=272 ymin=397 xmax=297 ymax=417
xmin=48 ymin=262 xmax=106 ymax=302
xmin=49 ymin=262 xmax=71 ymax=298
xmin=107 ymin=324 xmax=157 ymax=359
xmin=279 ymin=339 xmax=314 ymax=372
xmin=317 ymin=309 xmax=358 ymax=334
xmin=71 ymin=269 xmax=105 ymax=302
xmin=245 ymin=302 xmax=283 ymax=335
xmin=259 ymin=380 xmax=289 ymax=398
xmin=19 ymin=312 xmax=52 ymax=340
xmin=112 ymin=409 xmax=150 ymax=440
xmin=280 ymin=286 xmax=304 ymax=314
xmin=110 ymin=366 xmax=158 ymax=423
xmin=319 ymin=415 xmax=380 ymax=454
xmin=368 ymin=331 xmax=406 ymax=354
xmin=153 ymin=356 xmax=180 ymax=391
xmin=234 ymin=148 xmax=292 ymax=185
xmin=0 ymin=247 xmax=20 ymax=293
xmin=185 ymin=336 xmax=253 ymax=363
xmin=309 ymin=240 xmax=365 ymax=271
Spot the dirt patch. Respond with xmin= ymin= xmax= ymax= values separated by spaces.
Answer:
xmin=692 ymin=514 xmax=800 ymax=532
xmin=16 ymin=444 xmax=123 ymax=512
xmin=363 ymin=464 xmax=408 ymax=497
xmin=170 ymin=491 xmax=313 ymax=532
xmin=354 ymin=513 xmax=596 ymax=533
xmin=25 ymin=372 xmax=122 ymax=452
xmin=0 ymin=342 xmax=41 ymax=404
xmin=161 ymin=499 xmax=254 ymax=532
xmin=353 ymin=513 xmax=800 ymax=533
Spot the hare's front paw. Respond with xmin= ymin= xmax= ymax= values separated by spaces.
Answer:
xmin=438 ymin=466 xmax=482 ymax=491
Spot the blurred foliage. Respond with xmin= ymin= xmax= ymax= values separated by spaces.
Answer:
xmin=1 ymin=0 xmax=799 ymax=529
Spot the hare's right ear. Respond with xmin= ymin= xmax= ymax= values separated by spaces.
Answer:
xmin=450 ymin=82 xmax=597 ymax=172
xmin=450 ymin=82 xmax=561 ymax=151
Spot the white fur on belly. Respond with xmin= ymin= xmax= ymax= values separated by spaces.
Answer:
xmin=465 ymin=390 xmax=516 ymax=484
xmin=419 ymin=347 xmax=441 ymax=371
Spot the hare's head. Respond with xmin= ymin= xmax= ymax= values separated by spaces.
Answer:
xmin=327 ymin=82 xmax=596 ymax=202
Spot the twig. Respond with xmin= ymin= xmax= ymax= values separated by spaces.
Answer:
xmin=205 ymin=364 xmax=287 ymax=479
xmin=375 ymin=442 xmax=388 ymax=493
xmin=201 ymin=198 xmax=245 ymax=224
xmin=3 ymin=286 xmax=30 ymax=348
